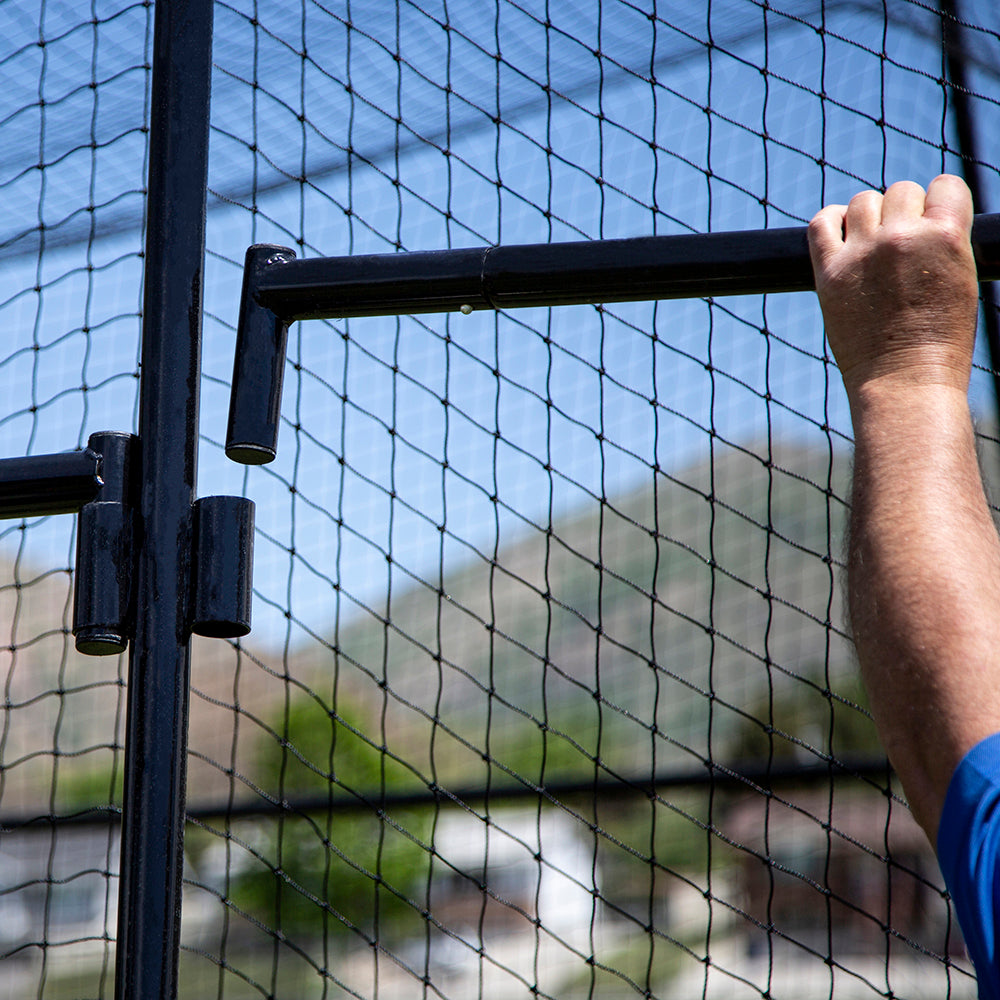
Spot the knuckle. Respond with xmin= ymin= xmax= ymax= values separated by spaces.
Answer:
xmin=849 ymin=189 xmax=879 ymax=209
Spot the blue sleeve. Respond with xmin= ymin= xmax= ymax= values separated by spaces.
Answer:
xmin=937 ymin=731 xmax=1000 ymax=1000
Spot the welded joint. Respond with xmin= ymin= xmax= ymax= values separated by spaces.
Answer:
xmin=0 ymin=447 xmax=103 ymax=520
xmin=225 ymin=240 xmax=494 ymax=466
xmin=0 ymin=430 xmax=139 ymax=656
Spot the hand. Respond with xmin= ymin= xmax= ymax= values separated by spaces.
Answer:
xmin=807 ymin=174 xmax=979 ymax=397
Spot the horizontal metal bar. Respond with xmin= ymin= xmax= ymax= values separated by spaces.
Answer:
xmin=252 ymin=212 xmax=1000 ymax=320
xmin=0 ymin=449 xmax=103 ymax=519
xmin=182 ymin=754 xmax=892 ymax=821
xmin=0 ymin=754 xmax=890 ymax=830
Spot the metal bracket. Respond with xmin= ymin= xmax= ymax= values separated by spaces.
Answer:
xmin=73 ymin=431 xmax=137 ymax=655
xmin=191 ymin=494 xmax=254 ymax=638
xmin=0 ymin=431 xmax=256 ymax=652
xmin=0 ymin=430 xmax=137 ymax=656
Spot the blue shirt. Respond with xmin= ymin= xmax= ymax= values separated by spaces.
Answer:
xmin=937 ymin=731 xmax=1000 ymax=1000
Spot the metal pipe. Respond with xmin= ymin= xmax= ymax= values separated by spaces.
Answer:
xmin=0 ymin=751 xmax=893 ymax=830
xmin=181 ymin=754 xmax=892 ymax=818
xmin=115 ymin=1 xmax=213 ymax=998
xmin=191 ymin=495 xmax=255 ymax=638
xmin=248 ymin=213 xmax=1000 ymax=321
xmin=73 ymin=432 xmax=138 ymax=656
xmin=0 ymin=449 xmax=101 ymax=519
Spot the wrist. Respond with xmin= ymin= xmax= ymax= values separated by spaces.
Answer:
xmin=824 ymin=301 xmax=978 ymax=401
xmin=847 ymin=379 xmax=976 ymax=467
xmin=841 ymin=357 xmax=972 ymax=411
xmin=845 ymin=371 xmax=969 ymax=419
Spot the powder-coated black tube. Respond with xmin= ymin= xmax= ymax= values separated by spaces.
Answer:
xmin=115 ymin=2 xmax=212 ymax=999
xmin=73 ymin=432 xmax=137 ymax=656
xmin=0 ymin=449 xmax=101 ymax=519
xmin=191 ymin=495 xmax=255 ymax=638
xmin=247 ymin=213 xmax=1000 ymax=321
xmin=73 ymin=502 xmax=134 ymax=655
xmin=226 ymin=245 xmax=293 ymax=465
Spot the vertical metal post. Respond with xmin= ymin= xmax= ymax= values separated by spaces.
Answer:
xmin=115 ymin=1 xmax=213 ymax=998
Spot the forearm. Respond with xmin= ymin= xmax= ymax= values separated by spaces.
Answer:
xmin=847 ymin=380 xmax=1000 ymax=836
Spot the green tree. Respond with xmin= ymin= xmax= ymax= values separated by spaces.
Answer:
xmin=730 ymin=668 xmax=882 ymax=764
xmin=231 ymin=693 xmax=431 ymax=944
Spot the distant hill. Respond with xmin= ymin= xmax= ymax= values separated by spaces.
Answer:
xmin=274 ymin=435 xmax=862 ymax=797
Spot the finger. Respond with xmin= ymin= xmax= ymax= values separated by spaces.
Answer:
xmin=843 ymin=189 xmax=882 ymax=240
xmin=924 ymin=173 xmax=973 ymax=232
xmin=807 ymin=203 xmax=848 ymax=268
xmin=880 ymin=180 xmax=926 ymax=229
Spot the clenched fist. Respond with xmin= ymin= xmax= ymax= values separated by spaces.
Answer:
xmin=808 ymin=174 xmax=979 ymax=398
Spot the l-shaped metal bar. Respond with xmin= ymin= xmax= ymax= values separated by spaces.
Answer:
xmin=227 ymin=214 xmax=1000 ymax=465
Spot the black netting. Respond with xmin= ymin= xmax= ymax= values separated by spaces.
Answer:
xmin=2 ymin=0 xmax=999 ymax=997
xmin=0 ymin=1 xmax=147 ymax=996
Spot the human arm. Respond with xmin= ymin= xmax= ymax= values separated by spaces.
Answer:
xmin=808 ymin=174 xmax=1000 ymax=840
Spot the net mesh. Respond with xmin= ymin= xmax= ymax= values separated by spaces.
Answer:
xmin=1 ymin=0 xmax=999 ymax=997
xmin=0 ymin=2 xmax=146 ymax=996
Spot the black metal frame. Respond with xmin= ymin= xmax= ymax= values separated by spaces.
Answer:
xmin=0 ymin=448 xmax=102 ymax=519
xmin=0 ymin=4 xmax=249 ymax=999
xmin=0 ymin=432 xmax=138 ymax=654
xmin=0 ymin=752 xmax=895 ymax=835
xmin=227 ymin=215 xmax=1000 ymax=465
xmin=114 ymin=3 xmax=212 ymax=993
